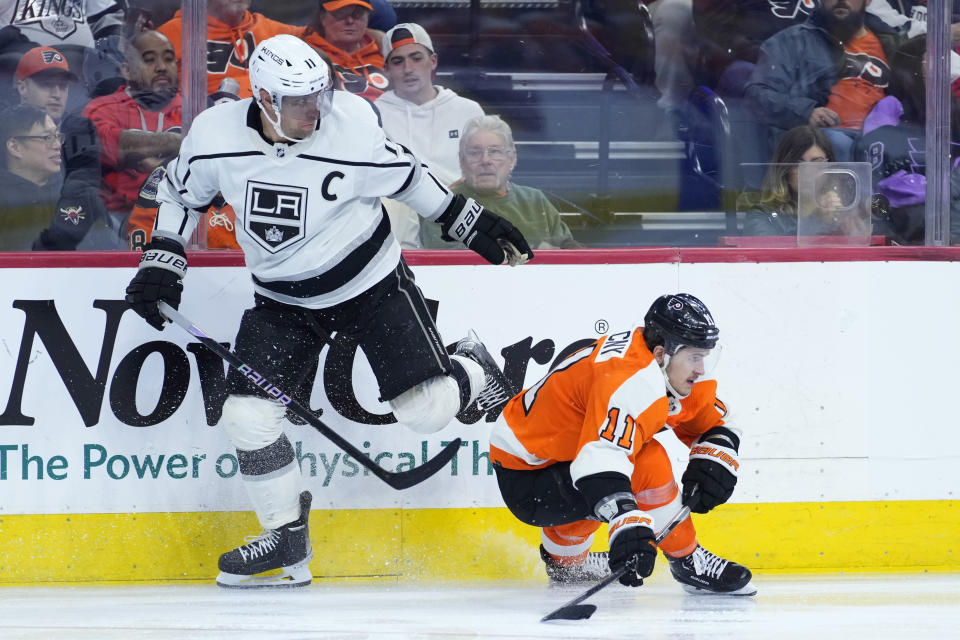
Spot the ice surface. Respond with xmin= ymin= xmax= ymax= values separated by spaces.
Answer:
xmin=0 ymin=573 xmax=957 ymax=639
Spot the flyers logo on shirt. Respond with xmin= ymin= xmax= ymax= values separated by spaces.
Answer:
xmin=840 ymin=52 xmax=891 ymax=87
xmin=244 ymin=181 xmax=308 ymax=253
xmin=334 ymin=64 xmax=390 ymax=95
xmin=207 ymin=32 xmax=257 ymax=73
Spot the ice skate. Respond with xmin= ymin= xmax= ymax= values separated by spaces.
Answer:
xmin=540 ymin=545 xmax=611 ymax=585
xmin=667 ymin=544 xmax=756 ymax=595
xmin=216 ymin=491 xmax=313 ymax=589
xmin=454 ymin=329 xmax=515 ymax=415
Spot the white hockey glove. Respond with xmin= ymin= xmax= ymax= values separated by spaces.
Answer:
xmin=436 ymin=194 xmax=534 ymax=266
xmin=682 ymin=426 xmax=740 ymax=513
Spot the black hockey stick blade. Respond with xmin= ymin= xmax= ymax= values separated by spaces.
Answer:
xmin=541 ymin=604 xmax=597 ymax=622
xmin=541 ymin=504 xmax=693 ymax=622
xmin=158 ymin=302 xmax=461 ymax=490
xmin=540 ymin=564 xmax=631 ymax=623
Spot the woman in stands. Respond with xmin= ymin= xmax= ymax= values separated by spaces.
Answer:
xmin=738 ymin=125 xmax=836 ymax=236
xmin=300 ymin=0 xmax=389 ymax=101
xmin=419 ymin=115 xmax=582 ymax=250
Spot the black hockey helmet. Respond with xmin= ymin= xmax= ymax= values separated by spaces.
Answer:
xmin=643 ymin=293 xmax=719 ymax=354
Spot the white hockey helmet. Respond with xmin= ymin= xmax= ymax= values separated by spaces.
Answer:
xmin=249 ymin=34 xmax=333 ymax=140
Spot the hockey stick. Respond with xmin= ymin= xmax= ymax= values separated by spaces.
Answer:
xmin=157 ymin=301 xmax=462 ymax=490
xmin=541 ymin=504 xmax=693 ymax=622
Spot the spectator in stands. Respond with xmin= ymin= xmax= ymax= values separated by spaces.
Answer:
xmin=157 ymin=0 xmax=300 ymax=98
xmin=15 ymin=45 xmax=75 ymax=122
xmin=13 ymin=45 xmax=109 ymax=250
xmin=301 ymin=0 xmax=389 ymax=101
xmin=0 ymin=103 xmax=101 ymax=251
xmin=693 ymin=0 xmax=813 ymax=98
xmin=0 ymin=104 xmax=60 ymax=249
xmin=420 ymin=115 xmax=582 ymax=250
xmin=377 ymin=23 xmax=484 ymax=247
xmin=745 ymin=0 xmax=904 ymax=162
xmin=1 ymin=0 xmax=125 ymax=112
xmin=82 ymin=30 xmax=182 ymax=235
xmin=738 ymin=124 xmax=836 ymax=236
xmin=126 ymin=93 xmax=243 ymax=251
xmin=854 ymin=35 xmax=960 ymax=243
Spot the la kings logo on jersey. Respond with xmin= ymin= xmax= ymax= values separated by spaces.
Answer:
xmin=244 ymin=181 xmax=308 ymax=253
xmin=12 ymin=0 xmax=84 ymax=39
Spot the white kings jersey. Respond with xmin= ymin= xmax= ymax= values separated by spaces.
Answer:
xmin=153 ymin=92 xmax=454 ymax=309
xmin=0 ymin=0 xmax=122 ymax=48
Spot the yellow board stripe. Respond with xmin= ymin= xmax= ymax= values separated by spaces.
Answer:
xmin=0 ymin=501 xmax=956 ymax=583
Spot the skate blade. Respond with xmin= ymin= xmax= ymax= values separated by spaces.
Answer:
xmin=680 ymin=580 xmax=757 ymax=597
xmin=216 ymin=558 xmax=313 ymax=589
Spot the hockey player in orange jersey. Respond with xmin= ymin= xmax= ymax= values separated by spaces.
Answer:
xmin=490 ymin=293 xmax=756 ymax=595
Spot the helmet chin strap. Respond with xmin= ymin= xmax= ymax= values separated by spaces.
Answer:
xmin=659 ymin=351 xmax=691 ymax=400
xmin=256 ymin=96 xmax=311 ymax=143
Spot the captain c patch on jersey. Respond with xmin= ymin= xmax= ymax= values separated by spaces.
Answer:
xmin=244 ymin=181 xmax=308 ymax=252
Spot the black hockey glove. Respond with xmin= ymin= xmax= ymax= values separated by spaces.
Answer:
xmin=681 ymin=426 xmax=741 ymax=514
xmin=607 ymin=507 xmax=657 ymax=587
xmin=125 ymin=236 xmax=187 ymax=330
xmin=436 ymin=194 xmax=534 ymax=266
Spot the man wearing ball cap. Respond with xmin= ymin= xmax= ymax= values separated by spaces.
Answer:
xmin=377 ymin=23 xmax=484 ymax=246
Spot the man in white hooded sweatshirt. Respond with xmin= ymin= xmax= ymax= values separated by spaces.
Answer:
xmin=377 ymin=23 xmax=484 ymax=247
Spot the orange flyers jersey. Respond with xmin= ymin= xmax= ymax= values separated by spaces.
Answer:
xmin=158 ymin=10 xmax=301 ymax=98
xmin=490 ymin=327 xmax=727 ymax=486
xmin=127 ymin=166 xmax=240 ymax=251
xmin=300 ymin=31 xmax=389 ymax=101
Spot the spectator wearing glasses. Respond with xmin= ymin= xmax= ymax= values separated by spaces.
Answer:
xmin=0 ymin=104 xmax=76 ymax=249
xmin=420 ymin=115 xmax=582 ymax=250
xmin=13 ymin=46 xmax=107 ymax=250
xmin=301 ymin=0 xmax=389 ymax=101
xmin=737 ymin=124 xmax=837 ymax=236
xmin=377 ymin=23 xmax=484 ymax=247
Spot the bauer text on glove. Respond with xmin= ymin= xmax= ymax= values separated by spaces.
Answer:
xmin=682 ymin=425 xmax=740 ymax=514
xmin=607 ymin=506 xmax=657 ymax=587
xmin=125 ymin=236 xmax=186 ymax=331
xmin=436 ymin=194 xmax=533 ymax=266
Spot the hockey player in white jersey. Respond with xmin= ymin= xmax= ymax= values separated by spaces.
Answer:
xmin=124 ymin=34 xmax=533 ymax=588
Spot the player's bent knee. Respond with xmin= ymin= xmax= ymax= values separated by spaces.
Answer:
xmin=390 ymin=375 xmax=460 ymax=434
xmin=220 ymin=395 xmax=287 ymax=450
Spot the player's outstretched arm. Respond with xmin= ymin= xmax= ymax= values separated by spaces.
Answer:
xmin=681 ymin=425 xmax=741 ymax=513
xmin=435 ymin=194 xmax=534 ymax=266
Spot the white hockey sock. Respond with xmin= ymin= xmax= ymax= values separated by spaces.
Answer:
xmin=241 ymin=457 xmax=302 ymax=529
